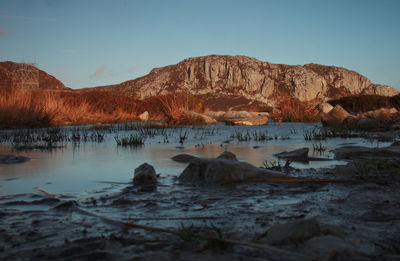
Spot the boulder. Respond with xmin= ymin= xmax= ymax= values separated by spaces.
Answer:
xmin=138 ymin=111 xmax=149 ymax=121
xmin=265 ymin=218 xmax=321 ymax=245
xmin=321 ymin=105 xmax=351 ymax=126
xmin=182 ymin=110 xmax=217 ymax=124
xmin=0 ymin=154 xmax=30 ymax=164
xmin=216 ymin=151 xmax=237 ymax=161
xmin=133 ymin=163 xmax=157 ymax=185
xmin=275 ymin=147 xmax=309 ymax=160
xmin=316 ymin=102 xmax=334 ymax=115
xmin=179 ymin=152 xmax=286 ymax=184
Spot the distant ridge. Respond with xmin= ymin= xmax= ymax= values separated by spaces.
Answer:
xmin=89 ymin=55 xmax=398 ymax=111
xmin=0 ymin=61 xmax=69 ymax=91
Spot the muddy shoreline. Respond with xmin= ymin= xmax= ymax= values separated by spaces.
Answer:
xmin=1 ymin=130 xmax=400 ymax=260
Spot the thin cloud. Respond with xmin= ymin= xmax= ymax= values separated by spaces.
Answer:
xmin=60 ymin=49 xmax=82 ymax=54
xmin=0 ymin=14 xmax=56 ymax=22
xmin=90 ymin=65 xmax=117 ymax=80
xmin=0 ymin=27 xmax=4 ymax=36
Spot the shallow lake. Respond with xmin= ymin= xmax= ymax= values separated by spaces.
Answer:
xmin=0 ymin=122 xmax=385 ymax=197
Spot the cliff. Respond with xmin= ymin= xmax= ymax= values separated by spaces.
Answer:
xmin=0 ymin=61 xmax=68 ymax=91
xmin=93 ymin=55 xmax=398 ymax=111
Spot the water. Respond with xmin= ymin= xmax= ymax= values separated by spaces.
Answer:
xmin=0 ymin=122 xmax=385 ymax=197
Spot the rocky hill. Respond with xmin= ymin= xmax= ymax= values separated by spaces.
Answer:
xmin=0 ymin=61 xmax=69 ymax=91
xmin=92 ymin=55 xmax=398 ymax=111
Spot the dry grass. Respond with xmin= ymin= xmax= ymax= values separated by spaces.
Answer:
xmin=271 ymin=98 xmax=320 ymax=122
xmin=0 ymin=89 xmax=207 ymax=128
xmin=141 ymin=92 xmax=206 ymax=125
xmin=0 ymin=89 xmax=138 ymax=128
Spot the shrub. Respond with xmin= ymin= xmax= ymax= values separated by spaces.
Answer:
xmin=271 ymin=98 xmax=319 ymax=122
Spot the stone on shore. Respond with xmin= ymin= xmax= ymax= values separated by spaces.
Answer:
xmin=182 ymin=110 xmax=218 ymax=124
xmin=133 ymin=163 xmax=158 ymax=185
xmin=138 ymin=111 xmax=149 ymax=121
xmin=321 ymin=105 xmax=351 ymax=126
xmin=224 ymin=116 xmax=269 ymax=126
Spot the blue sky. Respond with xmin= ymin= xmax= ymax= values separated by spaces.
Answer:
xmin=0 ymin=0 xmax=399 ymax=90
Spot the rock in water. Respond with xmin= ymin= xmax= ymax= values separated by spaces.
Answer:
xmin=275 ymin=147 xmax=309 ymax=160
xmin=265 ymin=219 xmax=321 ymax=245
xmin=133 ymin=163 xmax=157 ymax=185
xmin=171 ymin=154 xmax=198 ymax=163
xmin=179 ymin=152 xmax=286 ymax=184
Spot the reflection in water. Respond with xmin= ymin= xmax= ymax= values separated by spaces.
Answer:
xmin=0 ymin=123 xmax=388 ymax=197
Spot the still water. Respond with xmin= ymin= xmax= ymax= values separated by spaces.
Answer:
xmin=0 ymin=122 xmax=381 ymax=197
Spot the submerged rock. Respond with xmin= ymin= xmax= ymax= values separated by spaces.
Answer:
xmin=265 ymin=219 xmax=321 ymax=245
xmin=0 ymin=154 xmax=30 ymax=164
xmin=133 ymin=163 xmax=158 ymax=185
xmin=171 ymin=154 xmax=198 ymax=163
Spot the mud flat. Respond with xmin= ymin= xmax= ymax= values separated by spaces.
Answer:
xmin=1 ymin=140 xmax=400 ymax=261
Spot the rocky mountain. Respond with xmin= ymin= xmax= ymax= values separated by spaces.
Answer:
xmin=0 ymin=61 xmax=68 ymax=91
xmin=92 ymin=55 xmax=398 ymax=111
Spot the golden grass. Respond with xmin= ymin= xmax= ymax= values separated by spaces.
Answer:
xmin=0 ymin=89 xmax=138 ymax=128
xmin=141 ymin=92 xmax=206 ymax=125
xmin=0 ymin=89 xmax=206 ymax=128
xmin=271 ymin=98 xmax=320 ymax=122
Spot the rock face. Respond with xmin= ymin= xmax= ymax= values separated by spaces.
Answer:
xmin=0 ymin=61 xmax=68 ymax=91
xmin=93 ymin=55 xmax=398 ymax=111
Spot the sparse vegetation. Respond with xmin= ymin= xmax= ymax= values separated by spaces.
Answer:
xmin=114 ymin=134 xmax=145 ymax=147
xmin=312 ymin=143 xmax=326 ymax=153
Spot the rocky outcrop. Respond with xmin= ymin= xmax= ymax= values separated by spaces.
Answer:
xmin=0 ymin=61 xmax=69 ymax=91
xmin=93 ymin=55 xmax=398 ymax=111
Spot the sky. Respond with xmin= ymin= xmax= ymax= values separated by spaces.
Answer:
xmin=0 ymin=0 xmax=399 ymax=90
